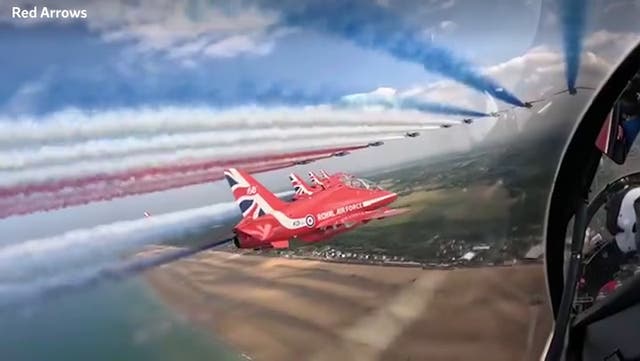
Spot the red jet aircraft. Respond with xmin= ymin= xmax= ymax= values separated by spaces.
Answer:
xmin=308 ymin=171 xmax=327 ymax=188
xmin=289 ymin=173 xmax=320 ymax=200
xmin=224 ymin=168 xmax=409 ymax=249
xmin=308 ymin=170 xmax=349 ymax=189
xmin=289 ymin=169 xmax=352 ymax=200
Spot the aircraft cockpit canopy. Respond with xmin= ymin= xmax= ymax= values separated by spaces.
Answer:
xmin=342 ymin=176 xmax=381 ymax=190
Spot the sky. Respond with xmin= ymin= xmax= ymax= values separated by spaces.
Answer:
xmin=0 ymin=0 xmax=545 ymax=115
xmin=0 ymin=0 xmax=639 ymax=241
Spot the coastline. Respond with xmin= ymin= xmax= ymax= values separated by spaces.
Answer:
xmin=146 ymin=249 xmax=552 ymax=361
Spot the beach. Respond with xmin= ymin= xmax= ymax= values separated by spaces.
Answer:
xmin=147 ymin=250 xmax=552 ymax=361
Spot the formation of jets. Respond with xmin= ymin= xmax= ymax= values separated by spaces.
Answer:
xmin=289 ymin=169 xmax=352 ymax=201
xmin=224 ymin=168 xmax=409 ymax=250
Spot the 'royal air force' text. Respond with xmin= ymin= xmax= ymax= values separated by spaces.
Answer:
xmin=316 ymin=203 xmax=364 ymax=221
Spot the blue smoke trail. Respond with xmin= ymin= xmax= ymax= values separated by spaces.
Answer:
xmin=269 ymin=0 xmax=526 ymax=107
xmin=561 ymin=0 xmax=588 ymax=93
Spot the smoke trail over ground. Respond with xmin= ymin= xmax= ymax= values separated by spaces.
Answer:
xmin=273 ymin=0 xmax=526 ymax=107
xmin=0 ymin=199 xmax=241 ymax=281
xmin=0 ymin=192 xmax=295 ymax=305
xmin=561 ymin=0 xmax=588 ymax=92
xmin=0 ymin=238 xmax=233 ymax=308
xmin=0 ymin=186 xmax=288 ymax=306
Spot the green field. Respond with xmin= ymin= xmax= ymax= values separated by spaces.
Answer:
xmin=284 ymin=138 xmax=560 ymax=264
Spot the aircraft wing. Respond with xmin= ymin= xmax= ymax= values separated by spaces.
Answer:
xmin=316 ymin=207 xmax=410 ymax=229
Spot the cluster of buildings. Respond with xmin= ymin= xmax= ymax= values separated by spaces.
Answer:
xmin=265 ymin=238 xmax=545 ymax=268
xmin=271 ymin=246 xmax=423 ymax=266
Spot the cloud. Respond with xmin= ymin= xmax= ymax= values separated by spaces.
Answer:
xmin=417 ymin=41 xmax=612 ymax=103
xmin=4 ymin=30 xmax=627 ymax=146
xmin=340 ymin=87 xmax=488 ymax=117
xmin=603 ymin=0 xmax=639 ymax=14
xmin=418 ymin=0 xmax=456 ymax=13
xmin=333 ymin=30 xmax=635 ymax=140
xmin=2 ymin=78 xmax=49 ymax=115
xmin=166 ymin=31 xmax=283 ymax=60
xmin=421 ymin=19 xmax=458 ymax=41
xmin=202 ymin=34 xmax=275 ymax=58
xmin=2 ymin=0 xmax=283 ymax=60
xmin=439 ymin=20 xmax=457 ymax=33
xmin=6 ymin=30 xmax=625 ymax=182
xmin=439 ymin=0 xmax=456 ymax=10
xmin=0 ymin=27 xmax=636 ymax=218
xmin=90 ymin=0 xmax=279 ymax=53
xmin=199 ymin=26 xmax=298 ymax=59
xmin=276 ymin=0 xmax=525 ymax=106
xmin=583 ymin=30 xmax=640 ymax=59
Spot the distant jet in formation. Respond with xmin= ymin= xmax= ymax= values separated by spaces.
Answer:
xmin=289 ymin=169 xmax=348 ymax=200
xmin=289 ymin=173 xmax=320 ymax=200
xmin=224 ymin=168 xmax=408 ymax=249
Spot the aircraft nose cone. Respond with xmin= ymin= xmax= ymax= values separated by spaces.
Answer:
xmin=379 ymin=191 xmax=397 ymax=206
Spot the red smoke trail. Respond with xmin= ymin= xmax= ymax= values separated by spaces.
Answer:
xmin=0 ymin=145 xmax=365 ymax=199
xmin=0 ymin=147 xmax=351 ymax=218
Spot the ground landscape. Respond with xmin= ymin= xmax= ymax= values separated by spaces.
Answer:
xmin=147 ymin=250 xmax=551 ymax=361
xmin=143 ymin=137 xmax=559 ymax=360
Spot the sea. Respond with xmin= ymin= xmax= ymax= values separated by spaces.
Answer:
xmin=0 ymin=277 xmax=241 ymax=361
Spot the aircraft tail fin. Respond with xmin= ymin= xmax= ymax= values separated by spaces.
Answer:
xmin=289 ymin=173 xmax=314 ymax=196
xmin=308 ymin=171 xmax=325 ymax=187
xmin=224 ymin=168 xmax=287 ymax=219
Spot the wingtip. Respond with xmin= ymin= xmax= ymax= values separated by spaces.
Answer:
xmin=389 ymin=207 xmax=411 ymax=216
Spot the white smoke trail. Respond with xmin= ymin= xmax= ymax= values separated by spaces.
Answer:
xmin=0 ymin=201 xmax=232 ymax=280
xmin=0 ymin=237 xmax=232 ymax=307
xmin=0 ymin=106 xmax=450 ymax=147
xmin=0 ymin=134 xmax=412 ymax=187
xmin=0 ymin=125 xmax=439 ymax=171
xmin=0 ymin=192 xmax=291 ymax=283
